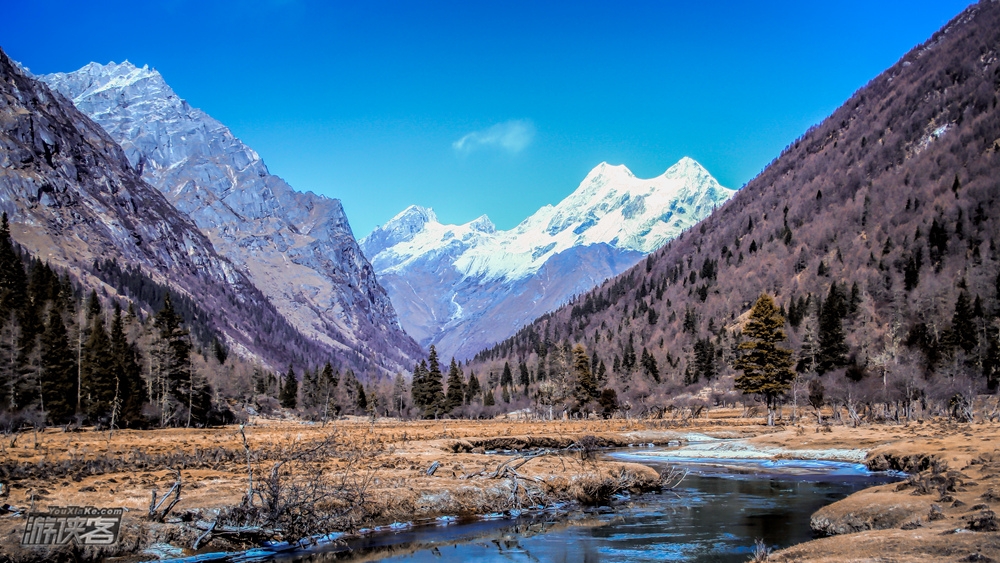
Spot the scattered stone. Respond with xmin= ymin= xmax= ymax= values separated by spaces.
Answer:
xmin=426 ymin=461 xmax=441 ymax=476
xmin=928 ymin=504 xmax=945 ymax=521
xmin=900 ymin=520 xmax=922 ymax=530
xmin=965 ymin=510 xmax=999 ymax=532
xmin=963 ymin=553 xmax=995 ymax=562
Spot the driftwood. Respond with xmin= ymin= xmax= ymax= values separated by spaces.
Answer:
xmin=659 ymin=466 xmax=688 ymax=489
xmin=148 ymin=469 xmax=182 ymax=522
xmin=461 ymin=443 xmax=582 ymax=481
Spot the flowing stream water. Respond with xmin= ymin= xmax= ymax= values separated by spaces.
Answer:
xmin=279 ymin=447 xmax=900 ymax=563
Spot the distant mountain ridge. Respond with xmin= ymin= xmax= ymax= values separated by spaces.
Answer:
xmin=361 ymin=158 xmax=734 ymax=359
xmin=41 ymin=61 xmax=422 ymax=372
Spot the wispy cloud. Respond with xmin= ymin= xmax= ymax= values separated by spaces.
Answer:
xmin=453 ymin=119 xmax=535 ymax=155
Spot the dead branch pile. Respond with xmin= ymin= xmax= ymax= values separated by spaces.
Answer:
xmin=206 ymin=426 xmax=381 ymax=546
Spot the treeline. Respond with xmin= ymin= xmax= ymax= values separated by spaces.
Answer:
xmin=0 ymin=213 xmax=225 ymax=428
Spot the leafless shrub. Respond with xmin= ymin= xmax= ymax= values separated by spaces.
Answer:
xmin=571 ymin=467 xmax=645 ymax=505
xmin=214 ymin=427 xmax=381 ymax=543
xmin=749 ymin=538 xmax=770 ymax=562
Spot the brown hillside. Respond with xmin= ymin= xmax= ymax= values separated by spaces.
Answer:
xmin=467 ymin=0 xmax=1000 ymax=416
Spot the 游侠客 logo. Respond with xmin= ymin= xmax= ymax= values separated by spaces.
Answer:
xmin=21 ymin=506 xmax=123 ymax=546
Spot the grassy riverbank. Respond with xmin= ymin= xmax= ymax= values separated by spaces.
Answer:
xmin=0 ymin=411 xmax=998 ymax=562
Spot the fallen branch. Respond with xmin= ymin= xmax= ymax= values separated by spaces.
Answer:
xmin=148 ymin=469 xmax=182 ymax=522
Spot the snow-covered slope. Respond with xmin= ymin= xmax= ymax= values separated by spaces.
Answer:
xmin=361 ymin=159 xmax=735 ymax=359
xmin=41 ymin=62 xmax=421 ymax=372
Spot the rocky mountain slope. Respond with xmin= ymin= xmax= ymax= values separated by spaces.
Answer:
xmin=468 ymin=0 xmax=1000 ymax=409
xmin=0 ymin=48 xmax=337 ymax=370
xmin=361 ymin=158 xmax=734 ymax=359
xmin=40 ymin=61 xmax=421 ymax=372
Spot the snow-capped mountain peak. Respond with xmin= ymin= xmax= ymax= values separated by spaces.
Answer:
xmin=360 ymin=158 xmax=736 ymax=358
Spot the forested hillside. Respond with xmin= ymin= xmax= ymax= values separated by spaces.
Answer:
xmin=456 ymin=1 xmax=1000 ymax=419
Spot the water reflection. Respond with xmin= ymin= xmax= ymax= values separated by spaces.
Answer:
xmin=289 ymin=456 xmax=898 ymax=563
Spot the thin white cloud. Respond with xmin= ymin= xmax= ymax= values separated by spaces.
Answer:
xmin=453 ymin=119 xmax=535 ymax=155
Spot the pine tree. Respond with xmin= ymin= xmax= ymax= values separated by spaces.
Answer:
xmin=572 ymin=344 xmax=598 ymax=405
xmin=355 ymin=381 xmax=367 ymax=410
xmin=421 ymin=345 xmax=445 ymax=418
xmin=300 ymin=367 xmax=320 ymax=409
xmin=0 ymin=212 xmax=27 ymax=321
xmin=500 ymin=361 xmax=513 ymax=388
xmin=81 ymin=313 xmax=116 ymax=422
xmin=280 ymin=364 xmax=298 ymax=409
xmin=444 ymin=357 xmax=465 ymax=413
xmin=465 ymin=371 xmax=481 ymax=405
xmin=410 ymin=360 xmax=429 ymax=409
xmin=391 ymin=372 xmax=408 ymax=415
xmin=110 ymin=303 xmax=146 ymax=427
xmin=796 ymin=319 xmax=818 ymax=374
xmin=640 ymin=347 xmax=660 ymax=383
xmin=40 ymin=307 xmax=77 ymax=423
xmin=518 ymin=361 xmax=530 ymax=393
xmin=693 ymin=337 xmax=716 ymax=381
xmin=153 ymin=294 xmax=194 ymax=426
xmin=733 ymin=294 xmax=796 ymax=426
xmin=950 ymin=291 xmax=978 ymax=353
xmin=816 ymin=285 xmax=849 ymax=374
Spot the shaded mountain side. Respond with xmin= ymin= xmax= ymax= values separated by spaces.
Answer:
xmin=467 ymin=1 xmax=1000 ymax=407
xmin=0 ymin=48 xmax=371 ymax=373
xmin=40 ymin=61 xmax=422 ymax=373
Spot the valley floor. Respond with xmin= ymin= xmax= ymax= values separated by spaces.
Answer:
xmin=0 ymin=411 xmax=998 ymax=562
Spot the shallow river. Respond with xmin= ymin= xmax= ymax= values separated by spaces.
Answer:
xmin=283 ymin=448 xmax=899 ymax=563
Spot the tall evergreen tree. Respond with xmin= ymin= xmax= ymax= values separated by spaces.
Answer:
xmin=0 ymin=213 xmax=27 ymax=321
xmin=410 ymin=359 xmax=429 ymax=409
xmin=733 ymin=294 xmax=796 ymax=426
xmin=572 ymin=344 xmax=599 ymax=405
xmin=693 ymin=337 xmax=717 ymax=381
xmin=816 ymin=285 xmax=849 ymax=374
xmin=518 ymin=361 xmax=530 ymax=394
xmin=640 ymin=347 xmax=660 ymax=383
xmin=444 ymin=357 xmax=465 ymax=413
xmin=465 ymin=371 xmax=481 ymax=405
xmin=500 ymin=361 xmax=513 ymax=388
xmin=153 ymin=294 xmax=195 ymax=426
xmin=280 ymin=364 xmax=298 ymax=409
xmin=421 ymin=345 xmax=445 ymax=418
xmin=81 ymin=313 xmax=116 ymax=422
xmin=300 ymin=367 xmax=320 ymax=409
xmin=355 ymin=381 xmax=368 ymax=411
xmin=950 ymin=291 xmax=978 ymax=354
xmin=110 ymin=303 xmax=146 ymax=427
xmin=40 ymin=308 xmax=76 ymax=424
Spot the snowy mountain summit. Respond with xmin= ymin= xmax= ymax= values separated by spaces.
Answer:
xmin=361 ymin=158 xmax=735 ymax=359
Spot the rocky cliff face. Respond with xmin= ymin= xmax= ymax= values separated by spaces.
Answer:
xmin=0 ymin=48 xmax=324 ymax=368
xmin=361 ymin=159 xmax=734 ymax=359
xmin=41 ymin=62 xmax=421 ymax=371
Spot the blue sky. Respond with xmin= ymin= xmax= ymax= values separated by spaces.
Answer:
xmin=2 ymin=0 xmax=973 ymax=237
